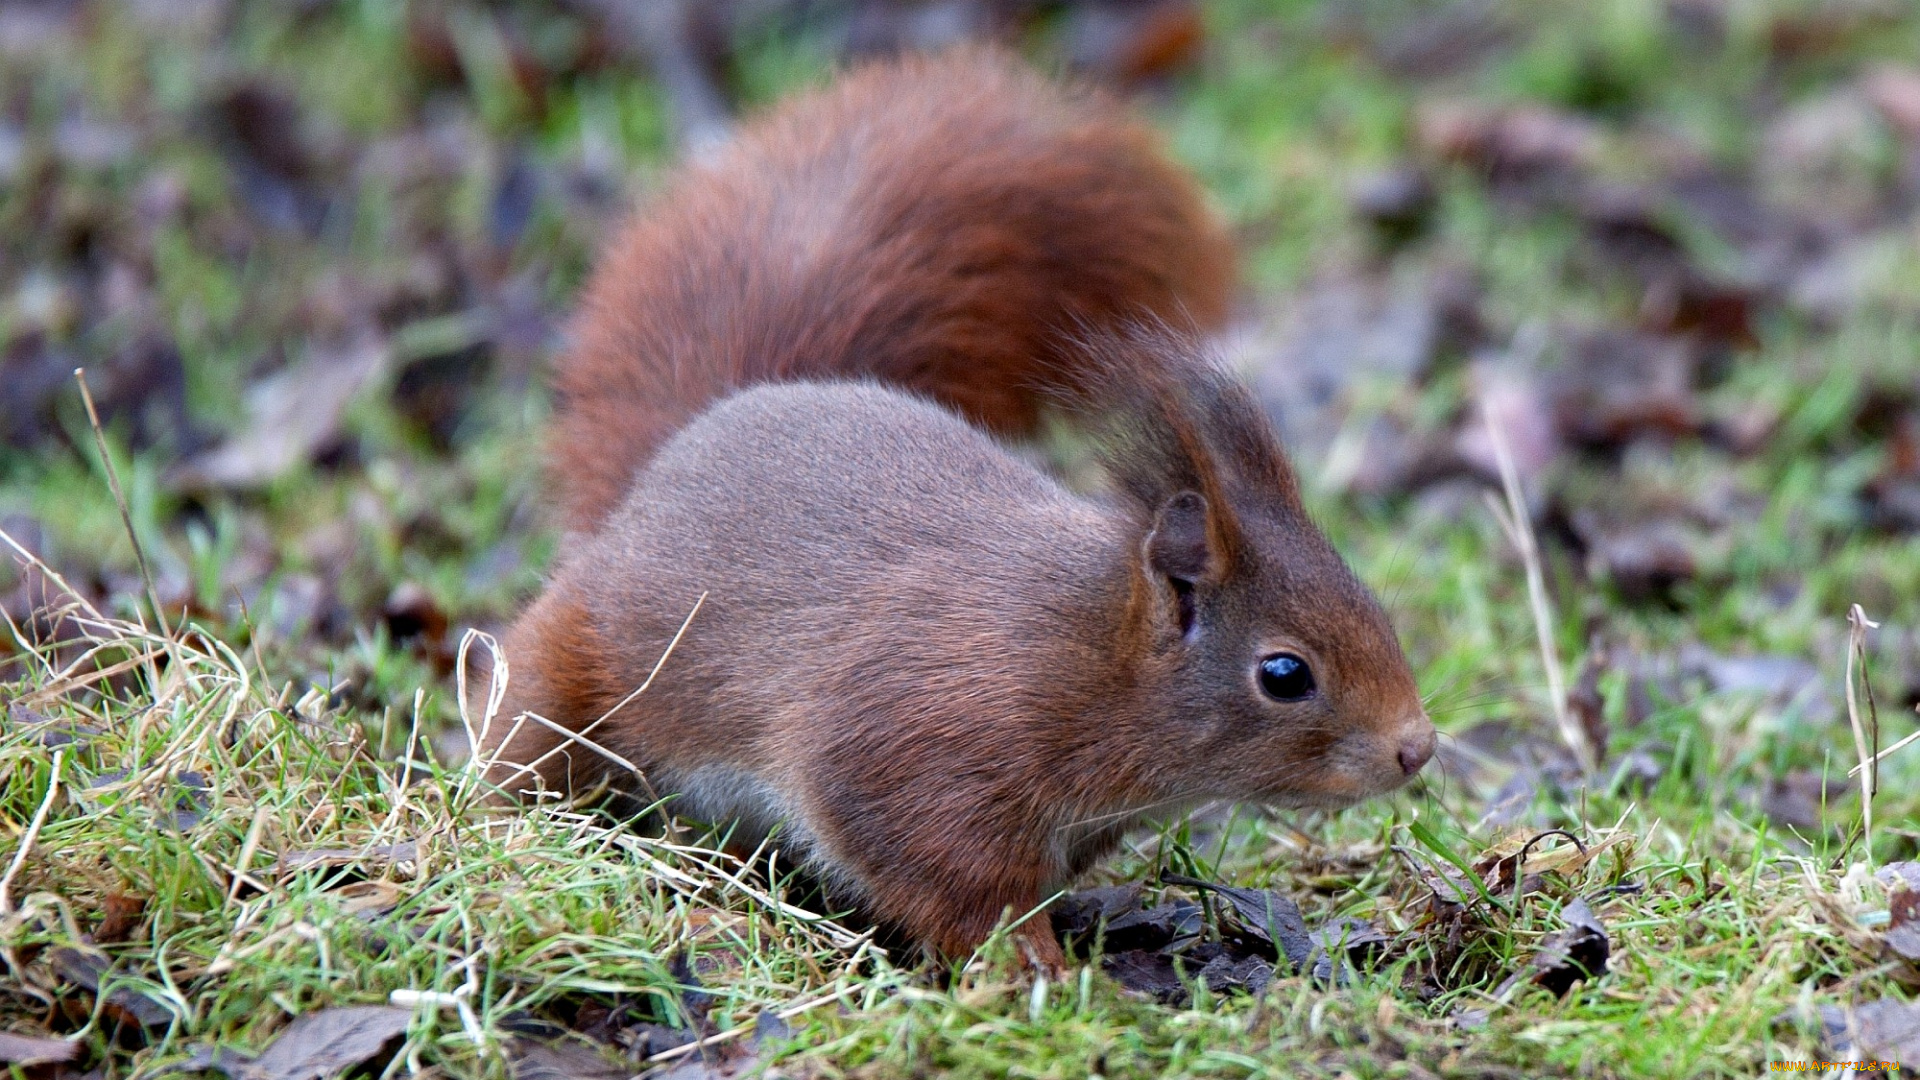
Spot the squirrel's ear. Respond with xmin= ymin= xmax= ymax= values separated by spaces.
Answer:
xmin=1145 ymin=491 xmax=1224 ymax=585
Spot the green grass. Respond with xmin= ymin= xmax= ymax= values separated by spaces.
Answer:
xmin=4 ymin=1 xmax=1920 ymax=1077
xmin=3 ymin=593 xmax=1907 ymax=1078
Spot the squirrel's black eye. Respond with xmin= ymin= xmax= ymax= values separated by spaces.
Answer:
xmin=1258 ymin=653 xmax=1315 ymax=701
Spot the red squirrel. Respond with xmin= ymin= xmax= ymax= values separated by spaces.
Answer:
xmin=476 ymin=48 xmax=1435 ymax=975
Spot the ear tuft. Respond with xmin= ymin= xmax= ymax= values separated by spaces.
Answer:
xmin=1146 ymin=491 xmax=1220 ymax=584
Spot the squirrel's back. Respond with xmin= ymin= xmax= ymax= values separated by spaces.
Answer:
xmin=490 ymin=380 xmax=1135 ymax=831
xmin=550 ymin=47 xmax=1235 ymax=533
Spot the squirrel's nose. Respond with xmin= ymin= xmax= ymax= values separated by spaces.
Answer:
xmin=1397 ymin=722 xmax=1436 ymax=776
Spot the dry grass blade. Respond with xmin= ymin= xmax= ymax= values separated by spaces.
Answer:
xmin=1843 ymin=604 xmax=1880 ymax=857
xmin=1480 ymin=398 xmax=1595 ymax=774
xmin=74 ymin=367 xmax=172 ymax=642
xmin=461 ymin=595 xmax=705 ymax=823
xmin=1848 ymin=707 xmax=1920 ymax=778
xmin=0 ymin=748 xmax=64 ymax=916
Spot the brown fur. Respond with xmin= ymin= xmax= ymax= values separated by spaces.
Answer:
xmin=481 ymin=50 xmax=1433 ymax=976
xmin=547 ymin=47 xmax=1234 ymax=535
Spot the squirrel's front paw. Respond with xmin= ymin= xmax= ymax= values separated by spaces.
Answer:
xmin=1014 ymin=923 xmax=1070 ymax=982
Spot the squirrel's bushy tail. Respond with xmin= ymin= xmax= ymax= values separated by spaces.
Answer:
xmin=549 ymin=46 xmax=1236 ymax=533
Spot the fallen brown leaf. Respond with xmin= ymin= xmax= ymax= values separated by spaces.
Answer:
xmin=1684 ymin=646 xmax=1832 ymax=718
xmin=238 ymin=1005 xmax=412 ymax=1080
xmin=1416 ymin=101 xmax=1602 ymax=182
xmin=382 ymin=583 xmax=448 ymax=648
xmin=1885 ymin=887 xmax=1920 ymax=963
xmin=83 ymin=768 xmax=210 ymax=832
xmin=1549 ymin=328 xmax=1702 ymax=451
xmin=1577 ymin=516 xmax=1701 ymax=604
xmin=1491 ymin=897 xmax=1609 ymax=1000
xmin=170 ymin=336 xmax=389 ymax=493
xmin=48 ymin=946 xmax=175 ymax=1029
xmin=0 ymin=1031 xmax=80 ymax=1067
xmin=1159 ymin=872 xmax=1312 ymax=971
xmin=1193 ymin=950 xmax=1274 ymax=997
xmin=1758 ymin=769 xmax=1845 ymax=833
xmin=1054 ymin=886 xmax=1201 ymax=956
xmin=504 ymin=1037 xmax=627 ymax=1080
xmin=1306 ymin=918 xmax=1388 ymax=985
xmin=1051 ymin=884 xmax=1146 ymax=954
xmin=92 ymin=890 xmax=148 ymax=944
xmin=648 ymin=1008 xmax=792 ymax=1080
xmin=209 ymin=81 xmax=337 ymax=233
xmin=1471 ymin=829 xmax=1623 ymax=898
xmin=1819 ymin=998 xmax=1920 ymax=1062
xmin=1063 ymin=0 xmax=1206 ymax=85
xmin=1349 ymin=165 xmax=1437 ymax=246
xmin=1880 ymin=862 xmax=1920 ymax=893
xmin=1100 ymin=950 xmax=1190 ymax=1005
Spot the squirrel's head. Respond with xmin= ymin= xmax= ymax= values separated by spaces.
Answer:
xmin=1132 ymin=481 xmax=1433 ymax=808
xmin=1078 ymin=326 xmax=1434 ymax=809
